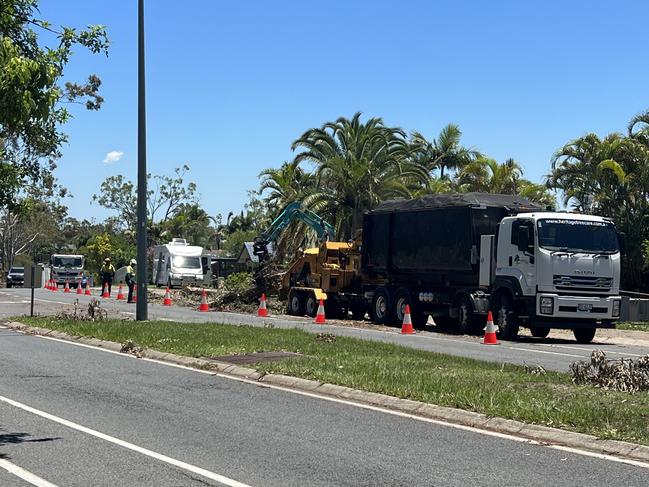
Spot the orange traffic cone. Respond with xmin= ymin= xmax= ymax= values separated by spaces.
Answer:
xmin=258 ymin=293 xmax=268 ymax=317
xmin=314 ymin=298 xmax=326 ymax=324
xmin=64 ymin=280 xmax=71 ymax=293
xmin=163 ymin=287 xmax=172 ymax=306
xmin=400 ymin=305 xmax=415 ymax=334
xmin=51 ymin=280 xmax=57 ymax=292
xmin=76 ymin=283 xmax=83 ymax=295
xmin=132 ymin=285 xmax=137 ymax=303
xmin=483 ymin=311 xmax=499 ymax=345
xmin=102 ymin=284 xmax=110 ymax=298
xmin=85 ymin=283 xmax=92 ymax=296
xmin=116 ymin=285 xmax=125 ymax=300
xmin=199 ymin=289 xmax=209 ymax=312
xmin=46 ymin=279 xmax=51 ymax=290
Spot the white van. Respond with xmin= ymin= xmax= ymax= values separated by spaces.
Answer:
xmin=152 ymin=238 xmax=205 ymax=288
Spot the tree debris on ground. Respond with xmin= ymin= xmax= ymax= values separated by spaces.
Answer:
xmin=570 ymin=350 xmax=649 ymax=393
xmin=55 ymin=298 xmax=108 ymax=321
xmin=120 ymin=340 xmax=144 ymax=358
xmin=148 ymin=271 xmax=286 ymax=314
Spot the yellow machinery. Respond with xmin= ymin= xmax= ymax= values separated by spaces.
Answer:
xmin=281 ymin=240 xmax=365 ymax=319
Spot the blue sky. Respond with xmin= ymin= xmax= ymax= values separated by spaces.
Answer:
xmin=40 ymin=0 xmax=649 ymax=222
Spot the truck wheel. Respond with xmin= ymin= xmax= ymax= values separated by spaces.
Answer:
xmin=288 ymin=292 xmax=305 ymax=316
xmin=370 ymin=287 xmax=391 ymax=325
xmin=573 ymin=328 xmax=596 ymax=344
xmin=392 ymin=288 xmax=411 ymax=326
xmin=530 ymin=326 xmax=550 ymax=339
xmin=456 ymin=295 xmax=481 ymax=335
xmin=305 ymin=293 xmax=318 ymax=318
xmin=493 ymin=293 xmax=519 ymax=341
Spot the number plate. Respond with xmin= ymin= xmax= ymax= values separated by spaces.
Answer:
xmin=577 ymin=303 xmax=593 ymax=312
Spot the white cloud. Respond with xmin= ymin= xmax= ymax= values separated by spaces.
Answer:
xmin=103 ymin=150 xmax=124 ymax=164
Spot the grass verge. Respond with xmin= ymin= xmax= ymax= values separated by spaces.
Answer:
xmin=17 ymin=316 xmax=649 ymax=446
xmin=617 ymin=321 xmax=649 ymax=332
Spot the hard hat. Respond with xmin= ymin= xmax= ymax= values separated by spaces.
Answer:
xmin=104 ymin=257 xmax=111 ymax=262
xmin=130 ymin=259 xmax=137 ymax=265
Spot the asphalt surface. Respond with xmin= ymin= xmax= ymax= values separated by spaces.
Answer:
xmin=2 ymin=287 xmax=648 ymax=373
xmin=1 ymin=325 xmax=649 ymax=486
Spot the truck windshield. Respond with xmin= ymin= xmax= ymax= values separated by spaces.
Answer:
xmin=53 ymin=257 xmax=83 ymax=267
xmin=537 ymin=219 xmax=618 ymax=254
xmin=172 ymin=256 xmax=202 ymax=269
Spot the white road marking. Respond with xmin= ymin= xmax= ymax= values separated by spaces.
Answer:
xmin=19 ymin=330 xmax=649 ymax=470
xmin=0 ymin=394 xmax=251 ymax=487
xmin=0 ymin=458 xmax=59 ymax=487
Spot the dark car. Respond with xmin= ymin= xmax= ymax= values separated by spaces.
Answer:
xmin=7 ymin=266 xmax=25 ymax=288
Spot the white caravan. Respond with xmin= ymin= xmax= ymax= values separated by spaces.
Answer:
xmin=153 ymin=238 xmax=205 ymax=288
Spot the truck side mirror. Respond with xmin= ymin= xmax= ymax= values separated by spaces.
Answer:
xmin=617 ymin=232 xmax=626 ymax=254
xmin=517 ymin=226 xmax=530 ymax=252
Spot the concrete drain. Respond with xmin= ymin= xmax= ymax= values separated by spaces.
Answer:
xmin=203 ymin=351 xmax=303 ymax=365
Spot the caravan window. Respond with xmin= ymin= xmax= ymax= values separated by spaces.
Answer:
xmin=172 ymin=256 xmax=201 ymax=269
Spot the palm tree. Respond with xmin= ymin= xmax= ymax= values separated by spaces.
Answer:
xmin=259 ymin=160 xmax=314 ymax=210
xmin=547 ymin=127 xmax=649 ymax=290
xmin=547 ymin=133 xmax=628 ymax=212
xmin=292 ymin=112 xmax=429 ymax=238
xmin=455 ymin=157 xmax=523 ymax=194
xmin=410 ymin=124 xmax=481 ymax=178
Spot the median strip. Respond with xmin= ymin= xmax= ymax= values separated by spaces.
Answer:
xmin=7 ymin=317 xmax=649 ymax=465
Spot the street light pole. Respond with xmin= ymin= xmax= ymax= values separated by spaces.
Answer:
xmin=136 ymin=0 xmax=148 ymax=320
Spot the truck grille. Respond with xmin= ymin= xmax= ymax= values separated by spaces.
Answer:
xmin=553 ymin=274 xmax=612 ymax=292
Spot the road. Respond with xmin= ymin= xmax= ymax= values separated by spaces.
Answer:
xmin=1 ymin=325 xmax=648 ymax=486
xmin=1 ymin=287 xmax=649 ymax=373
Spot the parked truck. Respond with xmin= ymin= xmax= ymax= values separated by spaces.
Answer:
xmin=51 ymin=254 xmax=85 ymax=288
xmin=283 ymin=193 xmax=623 ymax=343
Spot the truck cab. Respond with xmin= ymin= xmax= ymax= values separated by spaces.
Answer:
xmin=490 ymin=212 xmax=622 ymax=342
xmin=51 ymin=254 xmax=85 ymax=288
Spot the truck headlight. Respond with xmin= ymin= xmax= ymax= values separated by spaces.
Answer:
xmin=540 ymin=297 xmax=554 ymax=315
xmin=612 ymin=300 xmax=621 ymax=318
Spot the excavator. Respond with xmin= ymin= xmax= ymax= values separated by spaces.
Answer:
xmin=252 ymin=202 xmax=336 ymax=261
xmin=252 ymin=202 xmax=364 ymax=319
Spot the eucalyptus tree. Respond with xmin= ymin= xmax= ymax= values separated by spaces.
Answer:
xmin=0 ymin=0 xmax=109 ymax=209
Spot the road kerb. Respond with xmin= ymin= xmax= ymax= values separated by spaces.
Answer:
xmin=4 ymin=320 xmax=649 ymax=465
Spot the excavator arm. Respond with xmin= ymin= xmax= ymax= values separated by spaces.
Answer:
xmin=253 ymin=202 xmax=335 ymax=261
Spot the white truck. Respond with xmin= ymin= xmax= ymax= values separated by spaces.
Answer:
xmin=51 ymin=254 xmax=85 ymax=288
xmin=360 ymin=194 xmax=623 ymax=343
xmin=152 ymin=238 xmax=206 ymax=288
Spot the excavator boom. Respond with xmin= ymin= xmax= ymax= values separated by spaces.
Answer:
xmin=253 ymin=202 xmax=335 ymax=261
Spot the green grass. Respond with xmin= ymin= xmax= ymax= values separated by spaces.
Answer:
xmin=18 ymin=316 xmax=649 ymax=445
xmin=617 ymin=321 xmax=649 ymax=332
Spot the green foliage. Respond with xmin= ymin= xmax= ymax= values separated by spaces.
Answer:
xmin=81 ymin=232 xmax=133 ymax=274
xmin=547 ymin=110 xmax=649 ymax=289
xmin=93 ymin=165 xmax=198 ymax=231
xmin=222 ymin=230 xmax=255 ymax=257
xmin=223 ymin=272 xmax=254 ymax=294
xmin=0 ymin=0 xmax=109 ymax=208
xmin=292 ymin=112 xmax=429 ymax=238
